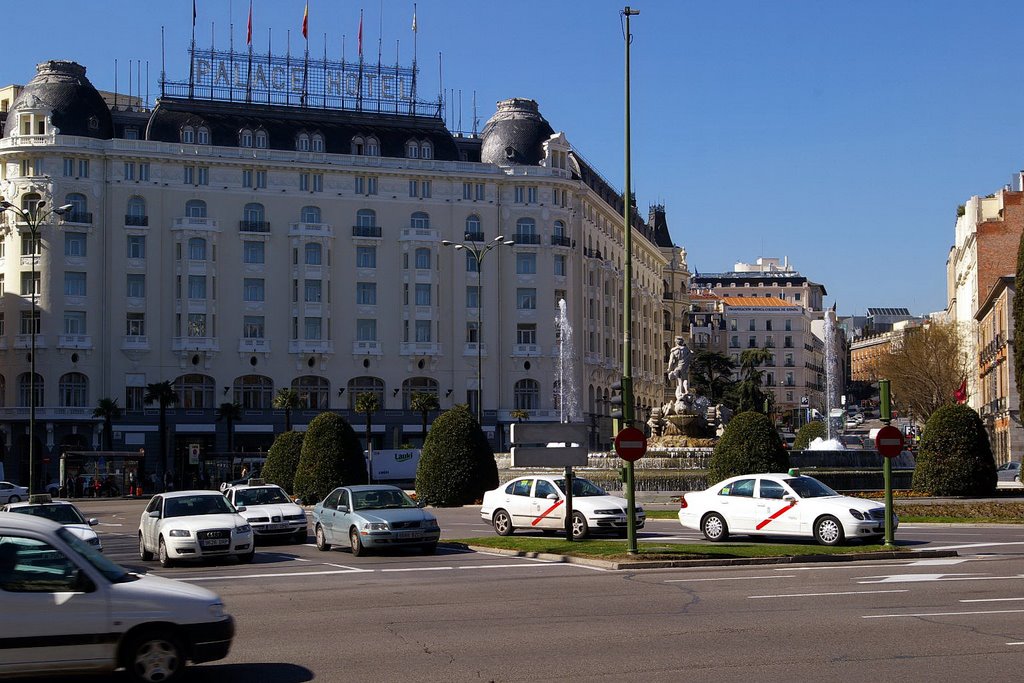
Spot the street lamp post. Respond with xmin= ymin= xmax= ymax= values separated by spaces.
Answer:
xmin=441 ymin=235 xmax=514 ymax=426
xmin=0 ymin=199 xmax=72 ymax=496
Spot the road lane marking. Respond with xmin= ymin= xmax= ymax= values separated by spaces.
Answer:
xmin=1008 ymin=642 xmax=1024 ymax=645
xmin=777 ymin=565 xmax=916 ymax=571
xmin=906 ymin=558 xmax=969 ymax=566
xmin=864 ymin=609 xmax=1024 ymax=619
xmin=381 ymin=567 xmax=455 ymax=572
xmin=749 ymin=590 xmax=908 ymax=599
xmin=858 ymin=573 xmax=1024 ymax=584
xmin=458 ymin=563 xmax=579 ymax=570
xmin=924 ymin=541 xmax=1024 ymax=551
xmin=173 ymin=568 xmax=373 ymax=581
xmin=960 ymin=597 xmax=1024 ymax=603
xmin=665 ymin=575 xmax=796 ymax=582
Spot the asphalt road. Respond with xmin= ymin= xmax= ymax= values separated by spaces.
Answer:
xmin=11 ymin=498 xmax=1023 ymax=682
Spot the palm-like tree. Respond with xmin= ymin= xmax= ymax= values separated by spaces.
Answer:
xmin=93 ymin=397 xmax=122 ymax=451
xmin=273 ymin=388 xmax=303 ymax=432
xmin=737 ymin=348 xmax=773 ymax=413
xmin=216 ymin=401 xmax=243 ymax=457
xmin=144 ymin=381 xmax=179 ymax=477
xmin=354 ymin=391 xmax=380 ymax=452
xmin=410 ymin=391 xmax=440 ymax=443
xmin=510 ymin=408 xmax=530 ymax=423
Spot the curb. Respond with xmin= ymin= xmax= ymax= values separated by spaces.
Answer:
xmin=460 ymin=545 xmax=958 ymax=570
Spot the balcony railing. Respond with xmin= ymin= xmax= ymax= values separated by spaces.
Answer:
xmin=288 ymin=340 xmax=333 ymax=354
xmin=173 ymin=216 xmax=219 ymax=230
xmin=463 ymin=341 xmax=487 ymax=356
xmin=583 ymin=247 xmax=603 ymax=260
xmin=352 ymin=340 xmax=382 ymax=355
xmin=121 ymin=335 xmax=149 ymax=350
xmin=550 ymin=235 xmax=572 ymax=247
xmin=513 ymin=233 xmax=541 ymax=245
xmin=464 ymin=231 xmax=485 ymax=242
xmin=290 ymin=222 xmax=332 ymax=236
xmin=238 ymin=338 xmax=271 ymax=353
xmin=239 ymin=220 xmax=271 ymax=233
xmin=352 ymin=225 xmax=382 ymax=238
xmin=64 ymin=211 xmax=92 ymax=224
xmin=172 ymin=336 xmax=219 ymax=351
xmin=57 ymin=334 xmax=92 ymax=349
xmin=512 ymin=343 xmax=541 ymax=356
xmin=400 ymin=342 xmax=442 ymax=356
xmin=124 ymin=215 xmax=149 ymax=226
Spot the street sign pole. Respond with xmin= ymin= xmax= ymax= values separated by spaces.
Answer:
xmin=879 ymin=379 xmax=894 ymax=548
xmin=564 ymin=466 xmax=574 ymax=542
xmin=615 ymin=426 xmax=647 ymax=555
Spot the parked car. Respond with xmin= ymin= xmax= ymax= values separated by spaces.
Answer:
xmin=138 ymin=491 xmax=254 ymax=567
xmin=3 ymin=498 xmax=102 ymax=551
xmin=0 ymin=481 xmax=29 ymax=504
xmin=223 ymin=480 xmax=307 ymax=542
xmin=0 ymin=511 xmax=234 ymax=682
xmin=481 ymin=475 xmax=645 ymax=540
xmin=996 ymin=461 xmax=1021 ymax=483
xmin=312 ymin=485 xmax=440 ymax=556
xmin=678 ymin=470 xmax=897 ymax=546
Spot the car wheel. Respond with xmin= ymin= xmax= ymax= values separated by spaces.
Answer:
xmin=492 ymin=509 xmax=515 ymax=536
xmin=349 ymin=527 xmax=366 ymax=557
xmin=314 ymin=524 xmax=331 ymax=551
xmin=7 ymin=495 xmax=19 ymax=504
xmin=814 ymin=515 xmax=845 ymax=546
xmin=571 ymin=512 xmax=589 ymax=540
xmin=158 ymin=538 xmax=174 ymax=568
xmin=139 ymin=533 xmax=153 ymax=561
xmin=421 ymin=542 xmax=438 ymax=555
xmin=124 ymin=628 xmax=184 ymax=683
xmin=238 ymin=547 xmax=255 ymax=564
xmin=701 ymin=512 xmax=729 ymax=542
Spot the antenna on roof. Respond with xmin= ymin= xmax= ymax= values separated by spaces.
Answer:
xmin=160 ymin=26 xmax=166 ymax=99
xmin=472 ymin=90 xmax=478 ymax=136
xmin=114 ymin=58 xmax=118 ymax=109
xmin=458 ymin=89 xmax=462 ymax=133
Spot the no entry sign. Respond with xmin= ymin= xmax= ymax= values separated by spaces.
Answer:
xmin=875 ymin=425 xmax=905 ymax=458
xmin=614 ymin=426 xmax=648 ymax=462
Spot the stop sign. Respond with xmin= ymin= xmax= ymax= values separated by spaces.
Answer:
xmin=875 ymin=425 xmax=905 ymax=458
xmin=614 ymin=426 xmax=648 ymax=462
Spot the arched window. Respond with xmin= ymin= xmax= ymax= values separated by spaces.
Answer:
xmin=17 ymin=372 xmax=43 ymax=408
xmin=127 ymin=196 xmax=146 ymax=221
xmin=414 ymin=248 xmax=431 ymax=270
xmin=240 ymin=128 xmax=253 ymax=147
xmin=311 ymin=132 xmax=325 ymax=152
xmin=401 ymin=377 xmax=438 ymax=410
xmin=65 ymin=193 xmax=87 ymax=215
xmin=58 ymin=372 xmax=88 ymax=408
xmin=188 ymin=237 xmax=207 ymax=261
xmin=410 ymin=211 xmax=430 ymax=229
xmin=465 ymin=215 xmax=482 ymax=239
xmin=553 ymin=220 xmax=566 ymax=237
xmin=197 ymin=126 xmax=210 ymax=145
xmin=292 ymin=375 xmax=329 ymax=409
xmin=233 ymin=375 xmax=273 ymax=409
xmin=20 ymin=192 xmax=42 ymax=214
xmin=181 ymin=125 xmax=195 ymax=144
xmin=406 ymin=140 xmax=420 ymax=159
xmin=300 ymin=205 xmax=321 ymax=223
xmin=514 ymin=379 xmax=540 ymax=410
xmin=351 ymin=136 xmax=365 ymax=155
xmin=347 ymin=376 xmax=384 ymax=410
xmin=185 ymin=199 xmax=207 ymax=218
xmin=356 ymin=209 xmax=376 ymax=227
xmin=365 ymin=136 xmax=380 ymax=156
xmin=420 ymin=140 xmax=433 ymax=160
xmin=304 ymin=242 xmax=322 ymax=265
xmin=296 ymin=133 xmax=310 ymax=151
xmin=174 ymin=374 xmax=214 ymax=409
xmin=243 ymin=202 xmax=265 ymax=223
xmin=254 ymin=129 xmax=268 ymax=148
xmin=516 ymin=217 xmax=536 ymax=236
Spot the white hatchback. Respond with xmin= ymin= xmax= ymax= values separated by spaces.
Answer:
xmin=3 ymin=499 xmax=103 ymax=552
xmin=138 ymin=491 xmax=254 ymax=567
xmin=678 ymin=471 xmax=897 ymax=546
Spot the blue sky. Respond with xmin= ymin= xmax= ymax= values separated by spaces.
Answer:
xmin=4 ymin=0 xmax=1022 ymax=315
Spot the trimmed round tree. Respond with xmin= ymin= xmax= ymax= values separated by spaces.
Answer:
xmin=260 ymin=431 xmax=305 ymax=494
xmin=708 ymin=410 xmax=789 ymax=482
xmin=416 ymin=405 xmax=498 ymax=506
xmin=293 ymin=412 xmax=367 ymax=505
xmin=793 ymin=420 xmax=826 ymax=450
xmin=912 ymin=403 xmax=997 ymax=496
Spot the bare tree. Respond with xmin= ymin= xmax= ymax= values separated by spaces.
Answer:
xmin=873 ymin=320 xmax=969 ymax=422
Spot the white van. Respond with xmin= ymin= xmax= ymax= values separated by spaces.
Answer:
xmin=0 ymin=512 xmax=234 ymax=682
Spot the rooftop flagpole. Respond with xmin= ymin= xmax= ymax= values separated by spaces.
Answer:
xmin=189 ymin=0 xmax=196 ymax=98
xmin=246 ymin=0 xmax=253 ymax=102
xmin=302 ymin=1 xmax=309 ymax=106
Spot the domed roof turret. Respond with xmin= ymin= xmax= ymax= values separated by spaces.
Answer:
xmin=2 ymin=61 xmax=112 ymax=139
xmin=480 ymin=98 xmax=554 ymax=167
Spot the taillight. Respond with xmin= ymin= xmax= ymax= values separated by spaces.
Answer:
xmin=679 ymin=495 xmax=688 ymax=509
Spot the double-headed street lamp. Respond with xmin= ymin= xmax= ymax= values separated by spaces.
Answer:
xmin=0 ymin=199 xmax=72 ymax=495
xmin=441 ymin=235 xmax=514 ymax=425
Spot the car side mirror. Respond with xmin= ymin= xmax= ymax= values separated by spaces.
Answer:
xmin=546 ymin=493 xmax=558 ymax=500
xmin=337 ymin=505 xmax=349 ymax=513
xmin=88 ymin=518 xmax=98 ymax=526
xmin=235 ymin=505 xmax=247 ymax=513
xmin=783 ymin=495 xmax=795 ymax=503
xmin=148 ymin=510 xmax=161 ymax=519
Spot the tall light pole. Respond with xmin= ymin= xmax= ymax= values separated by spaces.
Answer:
xmin=441 ymin=235 xmax=513 ymax=425
xmin=0 ymin=199 xmax=72 ymax=495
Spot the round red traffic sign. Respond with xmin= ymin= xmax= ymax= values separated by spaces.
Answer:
xmin=614 ymin=426 xmax=648 ymax=462
xmin=874 ymin=425 xmax=905 ymax=458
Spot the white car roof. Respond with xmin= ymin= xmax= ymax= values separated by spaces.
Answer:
xmin=5 ymin=500 xmax=77 ymax=509
xmin=0 ymin=511 xmax=63 ymax=533
xmin=227 ymin=484 xmax=285 ymax=492
xmin=159 ymin=490 xmax=227 ymax=499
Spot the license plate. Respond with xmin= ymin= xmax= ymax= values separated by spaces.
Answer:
xmin=264 ymin=524 xmax=290 ymax=531
xmin=201 ymin=538 xmax=229 ymax=548
xmin=396 ymin=531 xmax=420 ymax=540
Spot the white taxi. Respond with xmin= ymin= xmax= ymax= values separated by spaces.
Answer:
xmin=223 ymin=480 xmax=307 ymax=543
xmin=138 ymin=491 xmax=254 ymax=567
xmin=678 ymin=470 xmax=898 ymax=546
xmin=3 ymin=498 xmax=103 ymax=552
xmin=481 ymin=475 xmax=645 ymax=540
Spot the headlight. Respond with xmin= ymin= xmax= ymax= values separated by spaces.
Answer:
xmin=424 ymin=518 xmax=439 ymax=529
xmin=849 ymin=509 xmax=865 ymax=520
xmin=594 ymin=509 xmax=618 ymax=515
xmin=208 ymin=601 xmax=226 ymax=619
xmin=364 ymin=522 xmax=389 ymax=531
xmin=87 ymin=537 xmax=101 ymax=546
xmin=168 ymin=529 xmax=191 ymax=537
xmin=235 ymin=524 xmax=252 ymax=534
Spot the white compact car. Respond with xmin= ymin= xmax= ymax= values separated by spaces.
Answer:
xmin=223 ymin=481 xmax=307 ymax=542
xmin=138 ymin=491 xmax=254 ymax=567
xmin=0 ymin=481 xmax=29 ymax=504
xmin=3 ymin=499 xmax=103 ymax=552
xmin=679 ymin=471 xmax=898 ymax=546
xmin=481 ymin=475 xmax=645 ymax=540
xmin=0 ymin=512 xmax=234 ymax=682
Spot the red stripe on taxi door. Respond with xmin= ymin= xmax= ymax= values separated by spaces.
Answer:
xmin=531 ymin=500 xmax=564 ymax=526
xmin=756 ymin=501 xmax=796 ymax=530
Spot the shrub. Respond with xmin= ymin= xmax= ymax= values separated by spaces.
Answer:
xmin=292 ymin=412 xmax=367 ymax=505
xmin=793 ymin=421 xmax=826 ymax=450
xmin=261 ymin=431 xmax=304 ymax=493
xmin=912 ymin=404 xmax=997 ymax=496
xmin=415 ymin=406 xmax=498 ymax=506
xmin=708 ymin=410 xmax=789 ymax=482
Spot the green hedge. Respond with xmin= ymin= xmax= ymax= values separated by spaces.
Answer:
xmin=415 ymin=406 xmax=498 ymax=506
xmin=708 ymin=410 xmax=789 ymax=482
xmin=912 ymin=403 xmax=997 ymax=496
xmin=293 ymin=412 xmax=367 ymax=505
xmin=260 ymin=431 xmax=304 ymax=493
xmin=794 ymin=420 xmax=826 ymax=450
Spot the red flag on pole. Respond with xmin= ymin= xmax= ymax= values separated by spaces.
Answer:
xmin=953 ymin=379 xmax=967 ymax=404
xmin=358 ymin=10 xmax=363 ymax=58
xmin=192 ymin=0 xmax=197 ymax=26
xmin=302 ymin=2 xmax=309 ymax=40
xmin=246 ymin=0 xmax=253 ymax=45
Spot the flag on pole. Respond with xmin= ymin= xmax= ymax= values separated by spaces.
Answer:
xmin=358 ymin=11 xmax=363 ymax=58
xmin=412 ymin=5 xmax=417 ymax=33
xmin=953 ymin=379 xmax=967 ymax=404
xmin=247 ymin=0 xmax=253 ymax=45
xmin=302 ymin=2 xmax=309 ymax=40
xmin=193 ymin=0 xmax=197 ymax=26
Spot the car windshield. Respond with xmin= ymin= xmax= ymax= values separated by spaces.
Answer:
xmin=165 ymin=495 xmax=235 ymax=517
xmin=235 ymin=487 xmax=290 ymax=506
xmin=553 ymin=478 xmax=607 ymax=497
xmin=9 ymin=504 xmax=86 ymax=525
xmin=56 ymin=527 xmax=136 ymax=583
xmin=784 ymin=476 xmax=839 ymax=498
xmin=352 ymin=489 xmax=416 ymax=510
